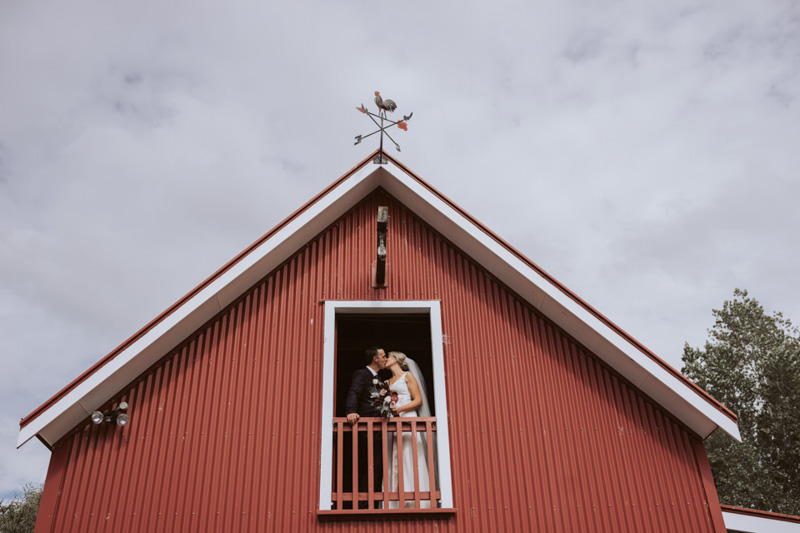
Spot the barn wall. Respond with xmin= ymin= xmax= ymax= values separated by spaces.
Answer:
xmin=38 ymin=188 xmax=720 ymax=532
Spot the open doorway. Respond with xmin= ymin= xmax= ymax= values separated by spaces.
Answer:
xmin=319 ymin=300 xmax=454 ymax=511
xmin=332 ymin=313 xmax=437 ymax=508
xmin=335 ymin=314 xmax=435 ymax=417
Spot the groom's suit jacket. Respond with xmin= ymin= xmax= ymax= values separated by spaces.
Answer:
xmin=346 ymin=367 xmax=381 ymax=417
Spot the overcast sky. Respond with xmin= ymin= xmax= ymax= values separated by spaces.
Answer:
xmin=1 ymin=0 xmax=798 ymax=500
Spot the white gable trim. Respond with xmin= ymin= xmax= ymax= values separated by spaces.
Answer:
xmin=318 ymin=300 xmax=453 ymax=510
xmin=723 ymin=510 xmax=800 ymax=533
xmin=20 ymin=157 xmax=739 ymax=448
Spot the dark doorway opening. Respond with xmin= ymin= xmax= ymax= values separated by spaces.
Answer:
xmin=332 ymin=313 xmax=436 ymax=507
xmin=335 ymin=314 xmax=435 ymax=417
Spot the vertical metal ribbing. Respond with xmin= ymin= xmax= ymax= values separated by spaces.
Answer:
xmin=42 ymin=189 xmax=719 ymax=533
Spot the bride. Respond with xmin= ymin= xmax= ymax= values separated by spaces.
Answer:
xmin=384 ymin=351 xmax=434 ymax=509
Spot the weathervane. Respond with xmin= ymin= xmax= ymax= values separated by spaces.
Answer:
xmin=355 ymin=91 xmax=413 ymax=164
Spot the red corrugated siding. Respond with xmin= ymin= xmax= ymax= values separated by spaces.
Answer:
xmin=39 ymin=188 xmax=719 ymax=532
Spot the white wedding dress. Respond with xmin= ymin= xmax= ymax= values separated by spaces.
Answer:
xmin=387 ymin=372 xmax=432 ymax=509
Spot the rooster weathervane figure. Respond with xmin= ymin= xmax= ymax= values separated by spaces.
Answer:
xmin=355 ymin=91 xmax=413 ymax=164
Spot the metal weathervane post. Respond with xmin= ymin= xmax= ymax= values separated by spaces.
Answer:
xmin=355 ymin=91 xmax=413 ymax=164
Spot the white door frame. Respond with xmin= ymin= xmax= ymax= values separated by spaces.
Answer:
xmin=318 ymin=300 xmax=453 ymax=510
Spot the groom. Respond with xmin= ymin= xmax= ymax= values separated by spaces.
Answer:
xmin=346 ymin=346 xmax=386 ymax=508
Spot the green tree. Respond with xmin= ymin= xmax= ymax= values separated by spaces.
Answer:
xmin=0 ymin=483 xmax=41 ymax=533
xmin=682 ymin=289 xmax=800 ymax=514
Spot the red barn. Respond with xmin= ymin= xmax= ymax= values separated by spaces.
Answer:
xmin=18 ymin=151 xmax=775 ymax=532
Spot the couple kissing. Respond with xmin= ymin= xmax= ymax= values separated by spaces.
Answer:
xmin=345 ymin=347 xmax=433 ymax=509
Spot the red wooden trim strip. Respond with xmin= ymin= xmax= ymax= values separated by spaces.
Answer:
xmin=691 ymin=437 xmax=727 ymax=533
xmin=335 ymin=491 xmax=437 ymax=502
xmin=720 ymin=505 xmax=800 ymax=524
xmin=332 ymin=416 xmax=436 ymax=424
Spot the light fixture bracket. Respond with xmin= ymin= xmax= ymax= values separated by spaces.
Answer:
xmin=91 ymin=402 xmax=130 ymax=427
xmin=373 ymin=206 xmax=389 ymax=287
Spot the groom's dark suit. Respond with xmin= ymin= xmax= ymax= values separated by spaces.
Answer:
xmin=346 ymin=367 xmax=383 ymax=508
xmin=346 ymin=368 xmax=382 ymax=418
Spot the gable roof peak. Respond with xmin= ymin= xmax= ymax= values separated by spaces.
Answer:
xmin=18 ymin=151 xmax=739 ymax=448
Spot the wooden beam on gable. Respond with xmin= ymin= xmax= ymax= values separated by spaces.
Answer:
xmin=372 ymin=206 xmax=388 ymax=288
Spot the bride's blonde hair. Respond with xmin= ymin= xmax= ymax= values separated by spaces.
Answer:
xmin=388 ymin=351 xmax=410 ymax=371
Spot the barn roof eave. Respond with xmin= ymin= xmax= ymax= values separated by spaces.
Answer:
xmin=18 ymin=149 xmax=740 ymax=449
xmin=721 ymin=505 xmax=800 ymax=532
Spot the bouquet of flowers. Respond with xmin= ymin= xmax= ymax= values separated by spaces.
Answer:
xmin=370 ymin=378 xmax=399 ymax=418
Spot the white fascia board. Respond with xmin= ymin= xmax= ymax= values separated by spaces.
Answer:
xmin=379 ymin=163 xmax=740 ymax=441
xmin=723 ymin=511 xmax=800 ymax=533
xmin=19 ymin=163 xmax=387 ymax=449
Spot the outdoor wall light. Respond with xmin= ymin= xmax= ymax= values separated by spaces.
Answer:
xmin=375 ymin=206 xmax=388 ymax=286
xmin=91 ymin=402 xmax=129 ymax=427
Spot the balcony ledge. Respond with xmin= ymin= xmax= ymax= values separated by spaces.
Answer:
xmin=317 ymin=508 xmax=456 ymax=521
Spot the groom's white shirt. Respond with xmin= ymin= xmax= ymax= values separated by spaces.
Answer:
xmin=366 ymin=366 xmax=377 ymax=376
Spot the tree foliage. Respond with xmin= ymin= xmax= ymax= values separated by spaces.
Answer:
xmin=682 ymin=289 xmax=800 ymax=514
xmin=0 ymin=483 xmax=41 ymax=533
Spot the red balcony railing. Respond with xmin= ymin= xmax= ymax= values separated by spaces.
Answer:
xmin=329 ymin=417 xmax=440 ymax=512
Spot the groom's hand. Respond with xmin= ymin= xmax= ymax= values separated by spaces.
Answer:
xmin=347 ymin=413 xmax=360 ymax=425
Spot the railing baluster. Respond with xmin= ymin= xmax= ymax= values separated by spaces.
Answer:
xmin=396 ymin=417 xmax=404 ymax=508
xmin=411 ymin=419 xmax=421 ymax=508
xmin=336 ymin=421 xmax=343 ymax=509
xmin=426 ymin=420 xmax=436 ymax=506
xmin=366 ymin=419 xmax=374 ymax=508
xmin=351 ymin=422 xmax=359 ymax=508
xmin=382 ymin=420 xmax=389 ymax=509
